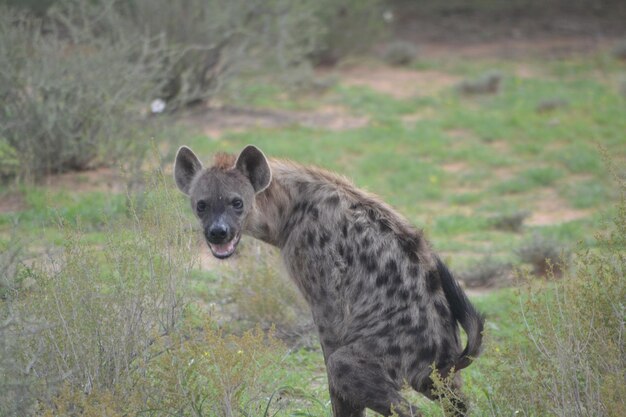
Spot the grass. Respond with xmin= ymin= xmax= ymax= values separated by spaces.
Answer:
xmin=1 ymin=41 xmax=625 ymax=416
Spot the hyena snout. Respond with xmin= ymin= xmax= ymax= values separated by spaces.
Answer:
xmin=205 ymin=221 xmax=230 ymax=244
xmin=202 ymin=218 xmax=241 ymax=259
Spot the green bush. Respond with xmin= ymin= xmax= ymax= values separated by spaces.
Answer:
xmin=383 ymin=40 xmax=419 ymax=67
xmin=457 ymin=255 xmax=513 ymax=288
xmin=457 ymin=70 xmax=503 ymax=95
xmin=309 ymin=0 xmax=385 ymax=65
xmin=124 ymin=0 xmax=330 ymax=108
xmin=137 ymin=321 xmax=285 ymax=417
xmin=35 ymin=320 xmax=285 ymax=417
xmin=516 ymin=233 xmax=570 ymax=276
xmin=228 ymin=242 xmax=312 ymax=344
xmin=484 ymin=181 xmax=626 ymax=416
xmin=0 ymin=3 xmax=161 ymax=180
xmin=1 ymin=172 xmax=195 ymax=413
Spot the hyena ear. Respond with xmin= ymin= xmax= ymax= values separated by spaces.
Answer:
xmin=174 ymin=146 xmax=203 ymax=195
xmin=235 ymin=145 xmax=272 ymax=193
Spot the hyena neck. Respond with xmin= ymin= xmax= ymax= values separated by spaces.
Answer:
xmin=246 ymin=162 xmax=296 ymax=248
xmin=247 ymin=159 xmax=327 ymax=248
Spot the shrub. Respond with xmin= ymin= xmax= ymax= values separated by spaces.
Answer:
xmin=309 ymin=0 xmax=385 ymax=66
xmin=457 ymin=256 xmax=513 ymax=288
xmin=124 ymin=0 xmax=333 ymax=108
xmin=535 ymin=97 xmax=569 ymax=113
xmin=383 ymin=40 xmax=419 ymax=67
xmin=484 ymin=179 xmax=626 ymax=417
xmin=136 ymin=321 xmax=285 ymax=417
xmin=4 ymin=171 xmax=195 ymax=412
xmin=489 ymin=210 xmax=530 ymax=233
xmin=0 ymin=234 xmax=24 ymax=301
xmin=516 ymin=233 xmax=570 ymax=276
xmin=228 ymin=242 xmax=312 ymax=345
xmin=0 ymin=3 xmax=162 ymax=180
xmin=0 ymin=235 xmax=41 ymax=417
xmin=457 ymin=71 xmax=503 ymax=95
xmin=611 ymin=39 xmax=626 ymax=60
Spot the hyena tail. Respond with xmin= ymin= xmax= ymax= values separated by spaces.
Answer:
xmin=437 ymin=257 xmax=485 ymax=371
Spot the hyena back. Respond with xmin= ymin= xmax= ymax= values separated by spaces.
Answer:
xmin=174 ymin=145 xmax=484 ymax=417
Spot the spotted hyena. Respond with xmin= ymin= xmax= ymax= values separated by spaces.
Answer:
xmin=174 ymin=145 xmax=484 ymax=417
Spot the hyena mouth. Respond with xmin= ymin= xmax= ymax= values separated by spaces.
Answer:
xmin=208 ymin=232 xmax=241 ymax=259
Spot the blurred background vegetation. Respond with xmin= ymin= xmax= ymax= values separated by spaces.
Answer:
xmin=0 ymin=0 xmax=625 ymax=416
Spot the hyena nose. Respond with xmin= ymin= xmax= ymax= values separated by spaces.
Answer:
xmin=207 ymin=224 xmax=229 ymax=243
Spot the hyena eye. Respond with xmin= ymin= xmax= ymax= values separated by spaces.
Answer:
xmin=232 ymin=198 xmax=243 ymax=210
xmin=196 ymin=200 xmax=207 ymax=213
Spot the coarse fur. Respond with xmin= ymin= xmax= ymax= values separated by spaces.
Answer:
xmin=174 ymin=145 xmax=485 ymax=417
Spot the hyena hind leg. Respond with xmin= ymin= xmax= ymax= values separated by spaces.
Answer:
xmin=418 ymin=372 xmax=468 ymax=417
xmin=330 ymin=395 xmax=364 ymax=417
xmin=326 ymin=345 xmax=421 ymax=417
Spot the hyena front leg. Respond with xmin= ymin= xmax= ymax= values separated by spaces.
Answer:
xmin=326 ymin=345 xmax=420 ymax=417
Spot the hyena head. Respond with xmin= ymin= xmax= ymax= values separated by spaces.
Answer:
xmin=173 ymin=145 xmax=271 ymax=259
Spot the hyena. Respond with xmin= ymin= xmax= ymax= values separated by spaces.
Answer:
xmin=174 ymin=145 xmax=484 ymax=417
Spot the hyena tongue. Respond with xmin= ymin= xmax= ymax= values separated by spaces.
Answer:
xmin=208 ymin=233 xmax=240 ymax=258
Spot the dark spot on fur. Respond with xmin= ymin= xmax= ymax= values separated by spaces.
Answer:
xmin=388 ymin=368 xmax=397 ymax=380
xmin=309 ymin=206 xmax=319 ymax=220
xmin=354 ymin=222 xmax=364 ymax=234
xmin=400 ymin=237 xmax=420 ymax=262
xmin=319 ymin=231 xmax=330 ymax=248
xmin=408 ymin=265 xmax=420 ymax=277
xmin=366 ymin=208 xmax=377 ymax=222
xmin=393 ymin=273 xmax=403 ymax=286
xmin=386 ymin=286 xmax=397 ymax=298
xmin=326 ymin=195 xmax=340 ymax=207
xmin=376 ymin=325 xmax=392 ymax=337
xmin=398 ymin=315 xmax=411 ymax=326
xmin=307 ymin=230 xmax=315 ymax=246
xmin=341 ymin=222 xmax=348 ymax=238
xmin=378 ymin=220 xmax=391 ymax=233
xmin=336 ymin=242 xmax=345 ymax=257
xmin=434 ymin=299 xmax=450 ymax=318
xmin=337 ymin=362 xmax=352 ymax=376
xmin=418 ymin=343 xmax=436 ymax=363
xmin=375 ymin=273 xmax=389 ymax=287
xmin=359 ymin=252 xmax=376 ymax=272
xmin=298 ymin=182 xmax=309 ymax=194
xmin=361 ymin=235 xmax=371 ymax=249
xmin=292 ymin=201 xmax=303 ymax=213
xmin=385 ymin=259 xmax=398 ymax=274
xmin=345 ymin=251 xmax=354 ymax=267
xmin=388 ymin=345 xmax=402 ymax=356
xmin=426 ymin=268 xmax=441 ymax=293
xmin=399 ymin=289 xmax=410 ymax=301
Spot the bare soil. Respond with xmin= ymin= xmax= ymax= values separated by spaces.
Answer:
xmin=181 ymin=105 xmax=369 ymax=140
xmin=40 ymin=166 xmax=126 ymax=193
xmin=526 ymin=188 xmax=592 ymax=226
xmin=337 ymin=65 xmax=459 ymax=99
xmin=0 ymin=191 xmax=27 ymax=214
